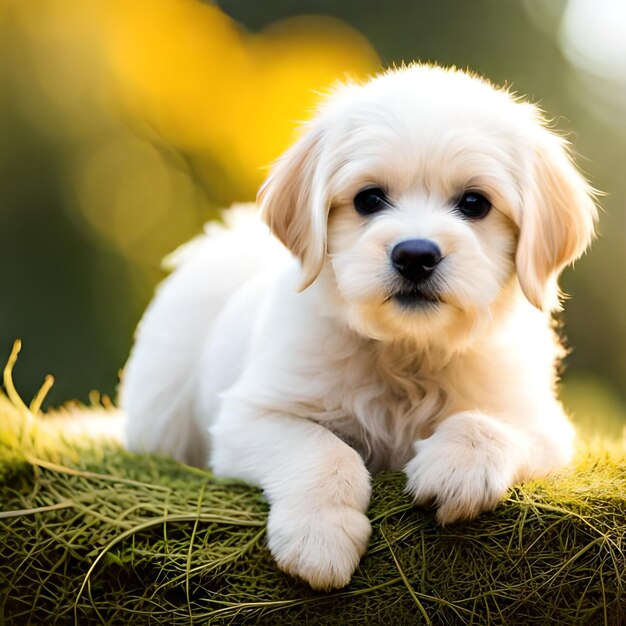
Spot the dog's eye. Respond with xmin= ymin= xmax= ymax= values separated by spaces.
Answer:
xmin=456 ymin=192 xmax=491 ymax=219
xmin=354 ymin=188 xmax=388 ymax=216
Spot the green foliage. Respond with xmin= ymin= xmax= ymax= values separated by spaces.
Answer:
xmin=1 ymin=392 xmax=625 ymax=625
xmin=561 ymin=374 xmax=626 ymax=441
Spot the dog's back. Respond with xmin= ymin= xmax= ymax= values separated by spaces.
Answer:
xmin=121 ymin=204 xmax=285 ymax=465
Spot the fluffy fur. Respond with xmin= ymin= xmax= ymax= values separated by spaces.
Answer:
xmin=121 ymin=65 xmax=598 ymax=590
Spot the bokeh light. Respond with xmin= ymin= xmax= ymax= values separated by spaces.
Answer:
xmin=559 ymin=0 xmax=626 ymax=82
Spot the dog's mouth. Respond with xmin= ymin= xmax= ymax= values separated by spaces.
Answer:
xmin=390 ymin=287 xmax=441 ymax=309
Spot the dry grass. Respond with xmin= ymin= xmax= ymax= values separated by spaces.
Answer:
xmin=1 ymin=346 xmax=625 ymax=624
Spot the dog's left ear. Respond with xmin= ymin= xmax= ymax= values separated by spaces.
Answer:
xmin=516 ymin=128 xmax=598 ymax=311
xmin=257 ymin=123 xmax=331 ymax=291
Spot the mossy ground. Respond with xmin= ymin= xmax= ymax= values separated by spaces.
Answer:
xmin=1 ymin=386 xmax=625 ymax=624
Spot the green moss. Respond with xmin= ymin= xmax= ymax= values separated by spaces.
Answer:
xmin=1 ymin=392 xmax=625 ymax=624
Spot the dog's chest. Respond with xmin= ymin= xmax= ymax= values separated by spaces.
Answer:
xmin=310 ymin=346 xmax=450 ymax=471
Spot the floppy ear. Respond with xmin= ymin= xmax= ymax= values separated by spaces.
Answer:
xmin=516 ymin=129 xmax=598 ymax=311
xmin=257 ymin=123 xmax=331 ymax=291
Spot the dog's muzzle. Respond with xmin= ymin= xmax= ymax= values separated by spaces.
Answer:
xmin=389 ymin=239 xmax=443 ymax=308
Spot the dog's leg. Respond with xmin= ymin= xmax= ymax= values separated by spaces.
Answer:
xmin=404 ymin=410 xmax=573 ymax=524
xmin=210 ymin=405 xmax=372 ymax=590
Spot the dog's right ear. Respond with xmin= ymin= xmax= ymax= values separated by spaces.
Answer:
xmin=258 ymin=123 xmax=330 ymax=291
xmin=515 ymin=126 xmax=598 ymax=312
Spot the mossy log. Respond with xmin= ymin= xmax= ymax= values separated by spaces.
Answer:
xmin=1 ymin=393 xmax=625 ymax=625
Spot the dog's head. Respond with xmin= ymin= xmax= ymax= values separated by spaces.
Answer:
xmin=258 ymin=65 xmax=597 ymax=346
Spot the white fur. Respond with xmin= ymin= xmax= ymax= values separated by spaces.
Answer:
xmin=121 ymin=65 xmax=597 ymax=590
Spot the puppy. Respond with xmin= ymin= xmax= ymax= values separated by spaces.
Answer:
xmin=121 ymin=64 xmax=597 ymax=591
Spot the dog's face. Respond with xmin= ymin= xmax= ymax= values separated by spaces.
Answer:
xmin=259 ymin=65 xmax=597 ymax=347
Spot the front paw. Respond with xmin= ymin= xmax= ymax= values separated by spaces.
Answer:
xmin=404 ymin=413 xmax=520 ymax=524
xmin=267 ymin=503 xmax=372 ymax=591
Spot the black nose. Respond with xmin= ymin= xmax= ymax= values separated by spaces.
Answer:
xmin=391 ymin=239 xmax=442 ymax=283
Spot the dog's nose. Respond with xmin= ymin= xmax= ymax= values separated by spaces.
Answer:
xmin=391 ymin=239 xmax=442 ymax=283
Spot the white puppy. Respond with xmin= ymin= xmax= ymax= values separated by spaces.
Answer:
xmin=121 ymin=64 xmax=597 ymax=591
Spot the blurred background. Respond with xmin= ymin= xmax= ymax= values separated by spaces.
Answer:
xmin=0 ymin=0 xmax=624 ymax=433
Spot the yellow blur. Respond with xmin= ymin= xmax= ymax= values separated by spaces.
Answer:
xmin=6 ymin=0 xmax=379 ymax=268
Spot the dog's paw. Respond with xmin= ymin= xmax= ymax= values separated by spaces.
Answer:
xmin=404 ymin=412 xmax=520 ymax=524
xmin=267 ymin=503 xmax=372 ymax=590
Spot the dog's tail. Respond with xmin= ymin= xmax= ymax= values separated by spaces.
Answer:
xmin=120 ymin=204 xmax=284 ymax=466
xmin=43 ymin=405 xmax=127 ymax=445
